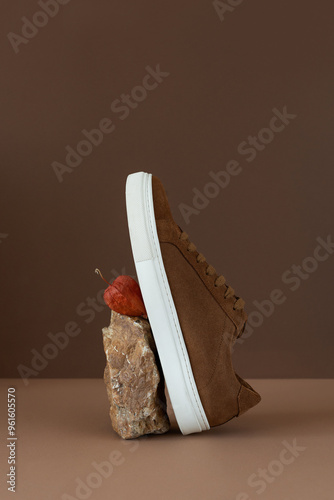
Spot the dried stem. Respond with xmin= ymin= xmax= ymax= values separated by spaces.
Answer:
xmin=95 ymin=268 xmax=112 ymax=286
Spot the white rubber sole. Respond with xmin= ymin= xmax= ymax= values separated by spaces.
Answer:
xmin=125 ymin=172 xmax=210 ymax=435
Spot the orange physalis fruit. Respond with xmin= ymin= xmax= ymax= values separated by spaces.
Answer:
xmin=95 ymin=269 xmax=147 ymax=317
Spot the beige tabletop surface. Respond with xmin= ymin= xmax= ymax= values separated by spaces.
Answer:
xmin=0 ymin=379 xmax=333 ymax=500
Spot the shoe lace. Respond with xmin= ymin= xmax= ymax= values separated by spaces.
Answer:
xmin=179 ymin=231 xmax=245 ymax=311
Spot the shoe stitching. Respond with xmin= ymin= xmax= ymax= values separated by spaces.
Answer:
xmin=145 ymin=178 xmax=208 ymax=429
xmin=155 ymin=220 xmax=245 ymax=329
xmin=162 ymin=239 xmax=241 ymax=332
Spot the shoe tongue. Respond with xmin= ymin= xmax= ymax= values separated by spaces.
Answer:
xmin=152 ymin=176 xmax=173 ymax=221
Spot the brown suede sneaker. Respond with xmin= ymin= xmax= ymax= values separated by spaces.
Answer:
xmin=126 ymin=172 xmax=261 ymax=434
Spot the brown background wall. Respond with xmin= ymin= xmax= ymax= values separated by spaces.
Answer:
xmin=1 ymin=0 xmax=333 ymax=380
